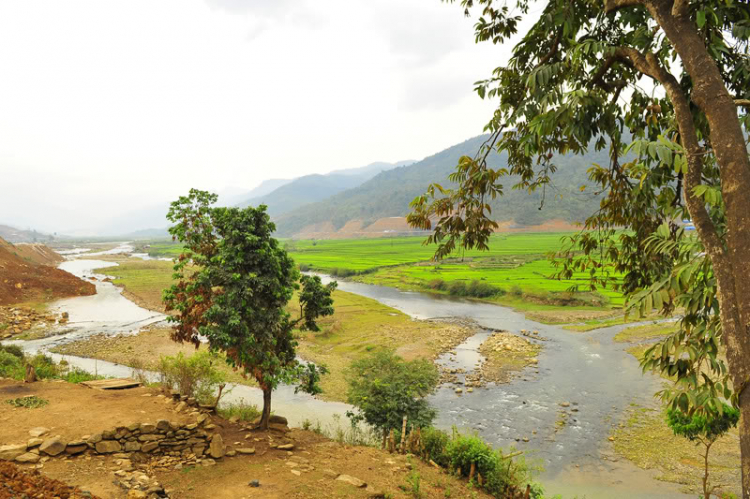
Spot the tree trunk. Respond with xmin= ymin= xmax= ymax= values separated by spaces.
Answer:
xmin=259 ymin=386 xmax=272 ymax=430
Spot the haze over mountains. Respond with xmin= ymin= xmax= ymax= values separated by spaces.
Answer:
xmin=2 ymin=135 xmax=607 ymax=241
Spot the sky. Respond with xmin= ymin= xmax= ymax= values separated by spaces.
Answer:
xmin=0 ymin=0 xmax=510 ymax=234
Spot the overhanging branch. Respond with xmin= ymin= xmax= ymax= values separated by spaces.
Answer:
xmin=604 ymin=0 xmax=644 ymax=14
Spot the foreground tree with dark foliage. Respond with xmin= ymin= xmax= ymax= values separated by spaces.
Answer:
xmin=163 ymin=189 xmax=336 ymax=429
xmin=408 ymin=0 xmax=750 ymax=494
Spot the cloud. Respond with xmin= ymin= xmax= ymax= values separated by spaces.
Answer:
xmin=205 ymin=0 xmax=298 ymax=17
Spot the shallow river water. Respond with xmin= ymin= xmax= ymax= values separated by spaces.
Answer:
xmin=2 ymin=251 xmax=687 ymax=497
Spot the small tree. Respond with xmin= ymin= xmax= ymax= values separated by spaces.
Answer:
xmin=163 ymin=189 xmax=337 ymax=429
xmin=346 ymin=350 xmax=439 ymax=446
xmin=667 ymin=405 xmax=740 ymax=499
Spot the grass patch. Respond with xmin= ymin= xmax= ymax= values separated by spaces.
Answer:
xmin=6 ymin=395 xmax=48 ymax=408
xmin=94 ymin=259 xmax=174 ymax=311
xmin=217 ymin=399 xmax=261 ymax=422
xmin=613 ymin=322 xmax=676 ymax=343
xmin=612 ymin=404 xmax=740 ymax=496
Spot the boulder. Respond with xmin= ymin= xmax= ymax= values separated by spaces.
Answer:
xmin=39 ymin=437 xmax=66 ymax=456
xmin=140 ymin=423 xmax=157 ymax=434
xmin=0 ymin=444 xmax=28 ymax=461
xmin=27 ymin=438 xmax=43 ymax=448
xmin=156 ymin=420 xmax=170 ymax=431
xmin=95 ymin=440 xmax=122 ymax=454
xmin=336 ymin=474 xmax=367 ymax=488
xmin=209 ymin=434 xmax=225 ymax=459
xmin=252 ymin=415 xmax=288 ymax=426
xmin=277 ymin=443 xmax=294 ymax=451
xmin=237 ymin=448 xmax=256 ymax=455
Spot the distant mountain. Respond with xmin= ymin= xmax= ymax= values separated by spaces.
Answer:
xmin=221 ymin=178 xmax=292 ymax=206
xmin=0 ymin=224 xmax=57 ymax=243
xmin=273 ymin=135 xmax=607 ymax=238
xmin=238 ymin=161 xmax=410 ymax=216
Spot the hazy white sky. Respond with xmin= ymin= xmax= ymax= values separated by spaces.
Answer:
xmin=0 ymin=0 xmax=508 ymax=234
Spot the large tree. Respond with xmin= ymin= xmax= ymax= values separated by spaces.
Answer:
xmin=408 ymin=0 xmax=750 ymax=495
xmin=163 ymin=189 xmax=337 ymax=429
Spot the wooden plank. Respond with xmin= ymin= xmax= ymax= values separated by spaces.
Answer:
xmin=80 ymin=378 xmax=142 ymax=390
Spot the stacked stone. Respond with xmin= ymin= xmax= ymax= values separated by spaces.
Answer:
xmin=0 ymin=413 xmax=225 ymax=466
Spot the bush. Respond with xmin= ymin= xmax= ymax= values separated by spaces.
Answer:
xmin=28 ymin=354 xmax=59 ymax=379
xmin=447 ymin=281 xmax=467 ymax=296
xmin=419 ymin=428 xmax=543 ymax=499
xmin=0 ymin=351 xmax=23 ymax=378
xmin=0 ymin=344 xmax=24 ymax=359
xmin=157 ymin=351 xmax=226 ymax=405
xmin=421 ymin=427 xmax=451 ymax=467
xmin=60 ymin=367 xmax=102 ymax=384
xmin=299 ymin=263 xmax=310 ymax=272
xmin=427 ymin=279 xmax=447 ymax=291
xmin=510 ymin=285 xmax=523 ymax=297
xmin=346 ymin=350 xmax=439 ymax=438
xmin=467 ymin=280 xmax=501 ymax=298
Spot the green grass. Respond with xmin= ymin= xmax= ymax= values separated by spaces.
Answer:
xmin=613 ymin=322 xmax=677 ymax=343
xmin=138 ymin=233 xmax=624 ymax=311
xmin=95 ymin=259 xmax=174 ymax=310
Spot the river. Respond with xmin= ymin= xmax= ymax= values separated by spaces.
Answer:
xmin=2 ymin=247 xmax=686 ymax=497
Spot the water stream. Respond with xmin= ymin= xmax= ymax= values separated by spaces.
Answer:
xmin=1 ymin=250 xmax=687 ymax=497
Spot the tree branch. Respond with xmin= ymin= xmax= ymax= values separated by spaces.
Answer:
xmin=612 ymin=46 xmax=728 ymax=263
xmin=604 ymin=0 xmax=644 ymax=14
xmin=537 ymin=28 xmax=563 ymax=68
xmin=735 ymin=99 xmax=750 ymax=107
xmin=671 ymin=0 xmax=689 ymax=18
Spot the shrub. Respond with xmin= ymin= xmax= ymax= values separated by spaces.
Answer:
xmin=6 ymin=395 xmax=48 ymax=409
xmin=419 ymin=428 xmax=543 ymax=499
xmin=157 ymin=352 xmax=227 ymax=405
xmin=0 ymin=351 xmax=23 ymax=378
xmin=28 ymin=354 xmax=59 ymax=379
xmin=299 ymin=263 xmax=310 ymax=272
xmin=510 ymin=285 xmax=523 ymax=297
xmin=447 ymin=281 xmax=467 ymax=296
xmin=467 ymin=280 xmax=500 ymax=298
xmin=346 ymin=350 xmax=439 ymax=440
xmin=427 ymin=279 xmax=447 ymax=291
xmin=0 ymin=344 xmax=24 ymax=359
xmin=421 ymin=427 xmax=451 ymax=467
xmin=61 ymin=367 xmax=102 ymax=384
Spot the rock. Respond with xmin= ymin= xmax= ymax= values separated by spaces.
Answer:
xmin=87 ymin=434 xmax=103 ymax=444
xmin=269 ymin=423 xmax=289 ymax=433
xmin=124 ymin=441 xmax=141 ymax=452
xmin=127 ymin=491 xmax=147 ymax=499
xmin=251 ymin=415 xmax=288 ymax=426
xmin=28 ymin=427 xmax=50 ymax=438
xmin=336 ymin=474 xmax=367 ymax=488
xmin=322 ymin=469 xmax=339 ymax=479
xmin=277 ymin=443 xmax=294 ymax=451
xmin=249 ymin=480 xmax=260 ymax=487
xmin=95 ymin=441 xmax=122 ymax=454
xmin=39 ymin=438 xmax=67 ymax=456
xmin=209 ymin=434 xmax=225 ymax=459
xmin=141 ymin=442 xmax=159 ymax=453
xmin=175 ymin=402 xmax=187 ymax=413
xmin=560 ymin=402 xmax=570 ymax=408
xmin=455 ymin=388 xmax=463 ymax=394
xmin=196 ymin=414 xmax=209 ymax=425
xmin=291 ymin=469 xmax=301 ymax=476
xmin=139 ymin=423 xmax=157 ymax=434
xmin=66 ymin=444 xmax=87 ymax=455
xmin=26 ymin=438 xmax=43 ymax=448
xmin=15 ymin=452 xmax=41 ymax=464
xmin=237 ymin=448 xmax=256 ymax=455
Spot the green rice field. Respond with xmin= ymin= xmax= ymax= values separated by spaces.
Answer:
xmin=140 ymin=233 xmax=624 ymax=308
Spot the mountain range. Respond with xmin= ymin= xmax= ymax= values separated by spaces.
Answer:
xmin=271 ymin=135 xmax=606 ymax=238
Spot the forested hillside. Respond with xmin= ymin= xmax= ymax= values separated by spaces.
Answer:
xmin=273 ymin=135 xmax=608 ymax=237
xmin=239 ymin=162 xmax=410 ymax=216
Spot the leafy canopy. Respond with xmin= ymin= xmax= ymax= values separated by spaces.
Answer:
xmin=163 ymin=189 xmax=337 ymax=395
xmin=346 ymin=349 xmax=439 ymax=433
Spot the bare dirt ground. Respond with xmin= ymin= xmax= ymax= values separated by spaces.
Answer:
xmin=1 ymin=380 xmax=492 ymax=499
xmin=0 ymin=238 xmax=94 ymax=305
xmin=0 ymin=379 xmax=192 ymax=445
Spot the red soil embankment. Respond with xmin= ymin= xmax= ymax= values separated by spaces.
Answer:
xmin=0 ymin=238 xmax=94 ymax=305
